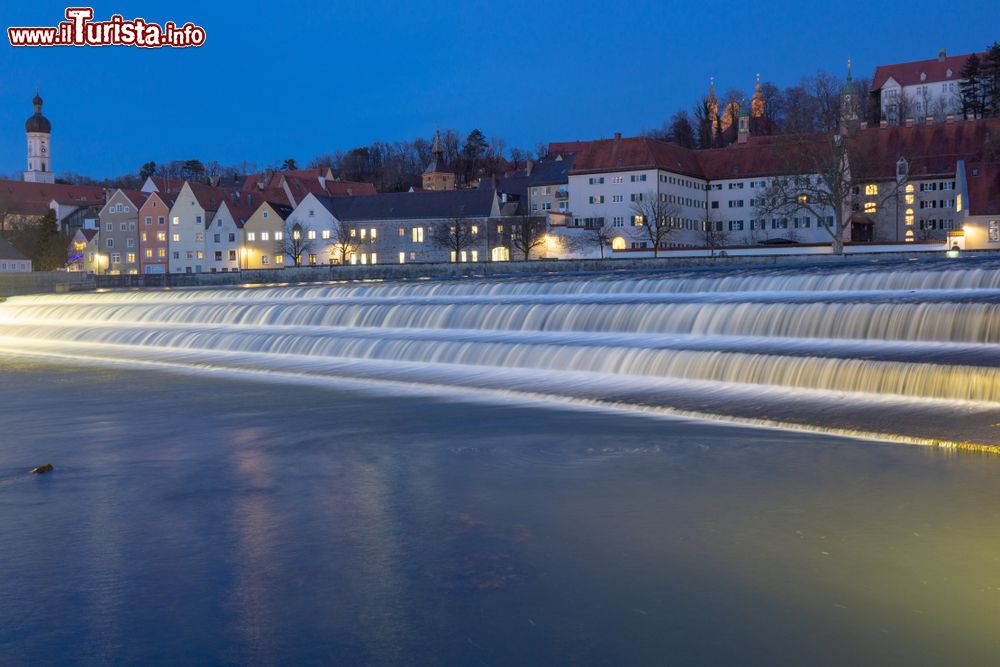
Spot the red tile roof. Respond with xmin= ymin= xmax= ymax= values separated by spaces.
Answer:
xmin=967 ymin=162 xmax=1000 ymax=216
xmin=323 ymin=179 xmax=376 ymax=197
xmin=569 ymin=136 xmax=704 ymax=178
xmin=851 ymin=118 xmax=1000 ymax=180
xmin=696 ymin=133 xmax=832 ymax=180
xmin=119 ymin=189 xmax=149 ymax=209
xmin=0 ymin=180 xmax=106 ymax=217
xmin=548 ymin=141 xmax=588 ymax=155
xmin=871 ymin=52 xmax=981 ymax=90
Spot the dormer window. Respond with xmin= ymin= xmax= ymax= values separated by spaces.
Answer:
xmin=946 ymin=68 xmax=953 ymax=78
xmin=920 ymin=72 xmax=927 ymax=81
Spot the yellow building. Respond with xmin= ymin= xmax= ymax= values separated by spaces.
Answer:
xmin=241 ymin=200 xmax=295 ymax=269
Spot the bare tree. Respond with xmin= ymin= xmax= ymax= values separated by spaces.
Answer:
xmin=508 ymin=215 xmax=548 ymax=260
xmin=755 ymin=133 xmax=905 ymax=254
xmin=331 ymin=220 xmax=365 ymax=265
xmin=629 ymin=192 xmax=681 ymax=257
xmin=702 ymin=214 xmax=729 ymax=256
xmin=274 ymin=219 xmax=317 ymax=267
xmin=585 ymin=224 xmax=617 ymax=259
xmin=431 ymin=213 xmax=479 ymax=262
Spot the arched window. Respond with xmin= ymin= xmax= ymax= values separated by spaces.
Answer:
xmin=612 ymin=237 xmax=627 ymax=251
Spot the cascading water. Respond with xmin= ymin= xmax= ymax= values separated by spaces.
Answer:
xmin=2 ymin=262 xmax=999 ymax=446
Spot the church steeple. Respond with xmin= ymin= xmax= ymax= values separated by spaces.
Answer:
xmin=839 ymin=58 xmax=860 ymax=135
xmin=706 ymin=77 xmax=719 ymax=138
xmin=751 ymin=73 xmax=765 ymax=119
xmin=24 ymin=88 xmax=54 ymax=184
xmin=422 ymin=128 xmax=455 ymax=191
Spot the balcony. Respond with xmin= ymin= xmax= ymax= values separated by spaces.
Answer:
xmin=554 ymin=189 xmax=569 ymax=200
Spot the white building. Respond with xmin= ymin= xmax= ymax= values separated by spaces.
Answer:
xmin=871 ymin=49 xmax=978 ymax=125
xmin=0 ymin=237 xmax=32 ymax=272
xmin=166 ymin=182 xmax=232 ymax=274
xmin=23 ymin=92 xmax=54 ymax=184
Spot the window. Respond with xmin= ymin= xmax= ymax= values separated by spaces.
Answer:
xmin=214 ymin=234 xmax=221 ymax=243
xmin=612 ymin=216 xmax=624 ymax=227
xmin=145 ymin=249 xmax=153 ymax=258
xmin=412 ymin=227 xmax=424 ymax=243
xmin=127 ymin=238 xmax=135 ymax=248
xmin=399 ymin=227 xmax=406 ymax=237
xmin=631 ymin=215 xmax=645 ymax=226
xmin=228 ymin=250 xmax=237 ymax=261
xmin=989 ymin=220 xmax=1000 ymax=242
xmin=630 ymin=174 xmax=647 ymax=182
xmin=159 ymin=248 xmax=167 ymax=258
xmin=158 ymin=216 xmax=165 ymax=225
xmin=275 ymin=255 xmax=283 ymax=264
xmin=588 ymin=177 xmax=605 ymax=185
xmin=322 ymin=230 xmax=331 ymax=240
xmin=611 ymin=176 xmax=624 ymax=184
xmin=864 ymin=202 xmax=877 ymax=213
xmin=612 ymin=195 xmax=624 ymax=203
xmin=398 ymin=251 xmax=406 ymax=264
xmin=141 ymin=232 xmax=148 ymax=242
xmin=307 ymin=230 xmax=316 ymax=240
xmin=711 ymin=201 xmax=719 ymax=209
xmin=106 ymin=238 xmax=114 ymax=248
xmin=215 ymin=251 xmax=222 ymax=261
xmin=588 ymin=196 xmax=605 ymax=204
xmin=145 ymin=217 xmax=152 ymax=225
xmin=260 ymin=231 xmax=269 ymax=241
xmin=261 ymin=255 xmax=269 ymax=265
xmin=157 ymin=232 xmax=166 ymax=241
xmin=172 ymin=233 xmax=180 ymax=242
xmin=865 ymin=184 xmax=878 ymax=195
xmin=370 ymin=228 xmax=377 ymax=240
xmin=172 ymin=216 xmax=179 ymax=225
xmin=308 ymin=254 xmax=317 ymax=265
xmin=111 ymin=253 xmax=121 ymax=263
xmin=195 ymin=233 xmax=204 ymax=242
xmin=127 ymin=253 xmax=136 ymax=264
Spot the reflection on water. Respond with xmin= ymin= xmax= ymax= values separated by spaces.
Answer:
xmin=1 ymin=363 xmax=998 ymax=666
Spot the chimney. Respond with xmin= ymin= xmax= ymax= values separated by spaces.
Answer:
xmin=946 ymin=114 xmax=955 ymax=123
xmin=880 ymin=119 xmax=888 ymax=129
xmin=938 ymin=48 xmax=947 ymax=62
xmin=905 ymin=118 xmax=914 ymax=128
xmin=525 ymin=159 xmax=534 ymax=176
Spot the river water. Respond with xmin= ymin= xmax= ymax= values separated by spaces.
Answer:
xmin=1 ymin=261 xmax=999 ymax=664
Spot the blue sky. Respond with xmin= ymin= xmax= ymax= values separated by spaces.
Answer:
xmin=0 ymin=0 xmax=997 ymax=178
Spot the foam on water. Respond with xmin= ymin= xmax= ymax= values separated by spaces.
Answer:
xmin=2 ymin=262 xmax=999 ymax=446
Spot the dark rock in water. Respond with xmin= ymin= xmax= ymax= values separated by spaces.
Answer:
xmin=31 ymin=464 xmax=53 ymax=475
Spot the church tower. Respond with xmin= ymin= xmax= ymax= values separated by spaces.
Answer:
xmin=751 ymin=74 xmax=765 ymax=119
xmin=839 ymin=59 xmax=860 ymax=135
xmin=706 ymin=77 xmax=719 ymax=139
xmin=422 ymin=129 xmax=455 ymax=191
xmin=24 ymin=90 xmax=54 ymax=184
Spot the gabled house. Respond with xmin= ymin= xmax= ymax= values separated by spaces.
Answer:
xmin=67 ymin=228 xmax=99 ymax=272
xmin=207 ymin=191 xmax=258 ymax=272
xmin=166 ymin=181 xmax=236 ymax=274
xmin=138 ymin=191 xmax=175 ymax=275
xmin=241 ymin=199 xmax=295 ymax=269
xmin=97 ymin=189 xmax=147 ymax=274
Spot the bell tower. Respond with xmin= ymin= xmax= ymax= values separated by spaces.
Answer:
xmin=24 ymin=90 xmax=54 ymax=184
xmin=839 ymin=59 xmax=860 ymax=135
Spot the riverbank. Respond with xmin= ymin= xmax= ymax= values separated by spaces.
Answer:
xmin=4 ymin=247 xmax=1000 ymax=298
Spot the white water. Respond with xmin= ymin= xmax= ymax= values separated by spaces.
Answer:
xmin=2 ymin=262 xmax=999 ymax=443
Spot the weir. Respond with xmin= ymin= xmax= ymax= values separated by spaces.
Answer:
xmin=1 ymin=263 xmax=999 ymax=445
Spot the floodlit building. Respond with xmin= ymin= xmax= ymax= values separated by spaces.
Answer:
xmin=870 ymin=49 xmax=980 ymax=125
xmin=23 ymin=91 xmax=54 ymax=184
xmin=97 ymin=189 xmax=147 ymax=275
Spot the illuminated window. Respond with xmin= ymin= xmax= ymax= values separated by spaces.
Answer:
xmin=864 ymin=202 xmax=877 ymax=213
xmin=399 ymin=227 xmax=406 ymax=237
xmin=471 ymin=250 xmax=478 ymax=262
xmin=905 ymin=184 xmax=915 ymax=193
xmin=172 ymin=233 xmax=180 ymax=242
xmin=471 ymin=225 xmax=479 ymax=235
xmin=905 ymin=230 xmax=914 ymax=242
xmin=127 ymin=253 xmax=136 ymax=263
xmin=247 ymin=232 xmax=256 ymax=241
xmin=307 ymin=230 xmax=316 ymax=240
xmin=145 ymin=249 xmax=153 ymax=258
xmin=370 ymin=228 xmax=377 ymax=240
xmin=172 ymin=216 xmax=180 ymax=225
xmin=158 ymin=248 xmax=166 ymax=258
xmin=612 ymin=236 xmax=627 ymax=250
xmin=261 ymin=232 xmax=270 ymax=241
xmin=275 ymin=255 xmax=284 ymax=264
xmin=905 ymin=194 xmax=915 ymax=204
xmin=797 ymin=194 xmax=809 ymax=204
xmin=412 ymin=227 xmax=424 ymax=243
xmin=398 ymin=251 xmax=406 ymax=264
xmin=275 ymin=231 xmax=284 ymax=241
xmin=956 ymin=194 xmax=963 ymax=213
xmin=141 ymin=232 xmax=148 ymax=242
xmin=865 ymin=184 xmax=878 ymax=195
xmin=322 ymin=230 xmax=330 ymax=239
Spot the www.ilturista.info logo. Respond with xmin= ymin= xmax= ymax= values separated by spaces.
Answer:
xmin=7 ymin=8 xmax=206 ymax=48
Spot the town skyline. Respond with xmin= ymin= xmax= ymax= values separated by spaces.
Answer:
xmin=1 ymin=0 xmax=998 ymax=179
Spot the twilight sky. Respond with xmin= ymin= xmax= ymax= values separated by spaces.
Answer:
xmin=0 ymin=0 xmax=997 ymax=179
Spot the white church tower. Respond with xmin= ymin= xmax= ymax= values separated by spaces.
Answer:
xmin=24 ymin=90 xmax=54 ymax=184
